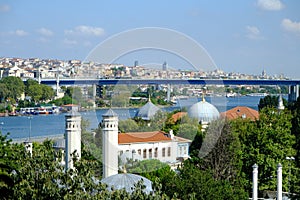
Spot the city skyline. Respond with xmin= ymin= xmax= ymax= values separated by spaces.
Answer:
xmin=0 ymin=0 xmax=300 ymax=78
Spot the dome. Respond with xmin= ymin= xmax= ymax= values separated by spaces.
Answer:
xmin=101 ymin=173 xmax=153 ymax=194
xmin=136 ymin=100 xmax=160 ymax=120
xmin=188 ymin=98 xmax=219 ymax=123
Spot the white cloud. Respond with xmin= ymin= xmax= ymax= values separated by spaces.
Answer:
xmin=37 ymin=28 xmax=53 ymax=37
xmin=257 ymin=0 xmax=284 ymax=11
xmin=14 ymin=30 xmax=29 ymax=36
xmin=281 ymin=18 xmax=300 ymax=34
xmin=0 ymin=4 xmax=10 ymax=12
xmin=63 ymin=39 xmax=77 ymax=45
xmin=65 ymin=25 xmax=105 ymax=37
xmin=0 ymin=29 xmax=29 ymax=37
xmin=245 ymin=26 xmax=263 ymax=40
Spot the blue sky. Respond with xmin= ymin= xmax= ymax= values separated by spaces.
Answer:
xmin=0 ymin=0 xmax=300 ymax=78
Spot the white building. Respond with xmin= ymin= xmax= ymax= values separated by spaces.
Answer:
xmin=100 ymin=109 xmax=191 ymax=175
xmin=118 ymin=130 xmax=191 ymax=164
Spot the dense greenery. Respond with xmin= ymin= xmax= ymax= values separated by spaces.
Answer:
xmin=258 ymin=95 xmax=288 ymax=111
xmin=1 ymin=82 xmax=300 ymax=198
xmin=0 ymin=77 xmax=55 ymax=113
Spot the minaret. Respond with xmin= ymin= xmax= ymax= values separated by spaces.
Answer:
xmin=101 ymin=109 xmax=119 ymax=178
xmin=65 ymin=109 xmax=81 ymax=170
xmin=277 ymin=95 xmax=285 ymax=111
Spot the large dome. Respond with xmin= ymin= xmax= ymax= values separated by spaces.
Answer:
xmin=135 ymin=100 xmax=160 ymax=120
xmin=101 ymin=173 xmax=153 ymax=194
xmin=188 ymin=98 xmax=220 ymax=123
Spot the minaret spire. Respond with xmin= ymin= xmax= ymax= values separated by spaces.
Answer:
xmin=277 ymin=94 xmax=285 ymax=111
xmin=101 ymin=109 xmax=119 ymax=178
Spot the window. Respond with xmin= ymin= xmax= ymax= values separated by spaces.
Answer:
xmin=138 ymin=149 xmax=141 ymax=155
xmin=119 ymin=150 xmax=123 ymax=155
xmin=154 ymin=148 xmax=158 ymax=158
xmin=143 ymin=149 xmax=147 ymax=159
xmin=179 ymin=146 xmax=182 ymax=156
xmin=149 ymin=149 xmax=152 ymax=159
xmin=184 ymin=146 xmax=187 ymax=155
xmin=167 ymin=147 xmax=171 ymax=157
xmin=162 ymin=148 xmax=166 ymax=157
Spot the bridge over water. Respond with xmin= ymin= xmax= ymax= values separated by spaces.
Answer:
xmin=40 ymin=78 xmax=300 ymax=86
xmin=39 ymin=78 xmax=300 ymax=102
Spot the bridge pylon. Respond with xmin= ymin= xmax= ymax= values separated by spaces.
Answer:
xmin=288 ymin=85 xmax=299 ymax=103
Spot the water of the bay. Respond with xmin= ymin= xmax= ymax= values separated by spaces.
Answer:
xmin=0 ymin=96 xmax=281 ymax=140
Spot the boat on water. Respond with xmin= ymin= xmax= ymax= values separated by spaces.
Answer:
xmin=246 ymin=93 xmax=268 ymax=97
xmin=19 ymin=106 xmax=61 ymax=115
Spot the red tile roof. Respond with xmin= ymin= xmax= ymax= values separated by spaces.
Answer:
xmin=118 ymin=131 xmax=171 ymax=144
xmin=221 ymin=106 xmax=259 ymax=121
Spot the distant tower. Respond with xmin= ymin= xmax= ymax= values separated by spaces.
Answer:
xmin=101 ymin=109 xmax=119 ymax=178
xmin=134 ymin=60 xmax=138 ymax=67
xmin=162 ymin=61 xmax=167 ymax=71
xmin=65 ymin=110 xmax=81 ymax=170
xmin=277 ymin=95 xmax=285 ymax=111
xmin=262 ymin=69 xmax=267 ymax=78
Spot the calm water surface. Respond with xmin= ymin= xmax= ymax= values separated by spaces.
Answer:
xmin=0 ymin=96 xmax=279 ymax=139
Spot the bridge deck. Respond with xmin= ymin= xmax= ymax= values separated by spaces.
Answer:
xmin=40 ymin=78 xmax=300 ymax=86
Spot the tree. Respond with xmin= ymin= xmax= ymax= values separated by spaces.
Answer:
xmin=0 ymin=133 xmax=16 ymax=199
xmin=233 ymin=108 xmax=297 ymax=194
xmin=40 ymin=84 xmax=55 ymax=101
xmin=119 ymin=119 xmax=139 ymax=132
xmin=0 ymin=83 xmax=9 ymax=102
xmin=289 ymin=97 xmax=300 ymax=195
xmin=25 ymin=79 xmax=55 ymax=103
xmin=27 ymin=84 xmax=43 ymax=103
xmin=0 ymin=76 xmax=25 ymax=101
xmin=258 ymin=95 xmax=287 ymax=111
xmin=165 ymin=161 xmax=248 ymax=200
xmin=194 ymin=120 xmax=244 ymax=182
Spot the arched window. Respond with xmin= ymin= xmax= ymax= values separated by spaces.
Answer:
xmin=143 ymin=149 xmax=147 ymax=159
xmin=149 ymin=149 xmax=152 ymax=159
xmin=162 ymin=148 xmax=166 ymax=157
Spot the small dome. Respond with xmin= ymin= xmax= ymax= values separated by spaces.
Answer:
xmin=136 ymin=100 xmax=160 ymax=120
xmin=188 ymin=98 xmax=219 ymax=123
xmin=101 ymin=173 xmax=153 ymax=194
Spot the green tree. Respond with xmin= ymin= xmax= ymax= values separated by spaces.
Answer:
xmin=27 ymin=84 xmax=43 ymax=103
xmin=0 ymin=83 xmax=9 ymax=102
xmin=25 ymin=79 xmax=54 ymax=103
xmin=166 ymin=161 xmax=248 ymax=200
xmin=0 ymin=76 xmax=25 ymax=101
xmin=233 ymin=108 xmax=296 ymax=193
xmin=258 ymin=95 xmax=287 ymax=111
xmin=289 ymin=97 xmax=300 ymax=195
xmin=195 ymin=120 xmax=244 ymax=182
xmin=119 ymin=119 xmax=139 ymax=132
xmin=40 ymin=84 xmax=55 ymax=101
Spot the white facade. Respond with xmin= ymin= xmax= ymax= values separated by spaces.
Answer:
xmin=65 ymin=112 xmax=81 ymax=170
xmin=101 ymin=110 xmax=119 ymax=178
xmin=118 ymin=133 xmax=190 ymax=164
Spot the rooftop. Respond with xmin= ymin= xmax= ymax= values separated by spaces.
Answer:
xmin=118 ymin=131 xmax=171 ymax=144
xmin=221 ymin=106 xmax=259 ymax=121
